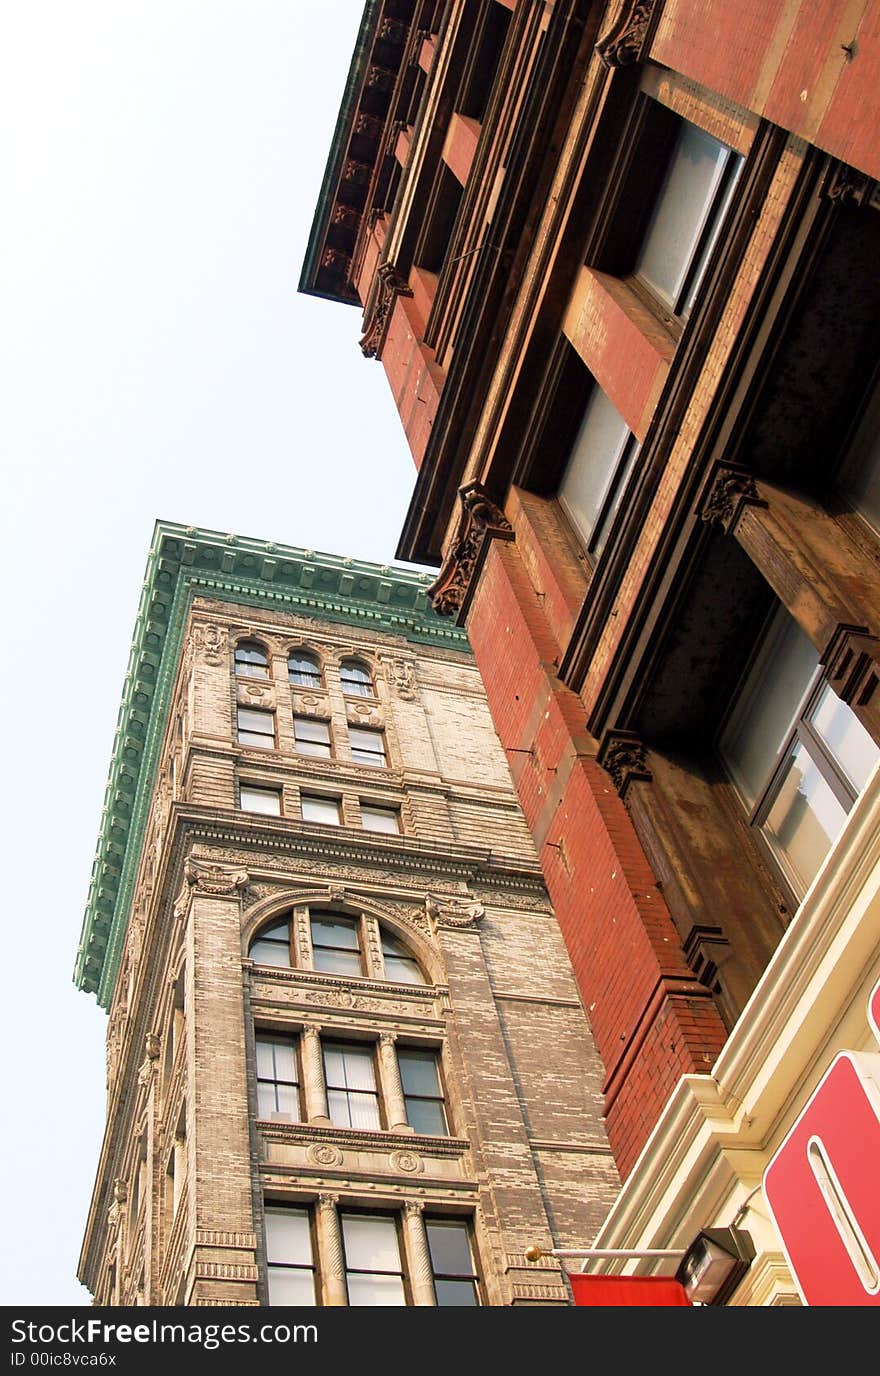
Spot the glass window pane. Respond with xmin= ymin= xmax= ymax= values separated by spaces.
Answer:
xmin=274 ymin=1084 xmax=300 ymax=1120
xmin=765 ymin=742 xmax=849 ymax=896
xmin=265 ymin=1208 xmax=312 ymax=1265
xmin=240 ymin=786 xmax=281 ymax=815
xmin=558 ymin=388 xmax=633 ymax=554
xmin=255 ymin=1038 xmax=275 ymax=1077
xmin=346 ymin=1273 xmax=406 ymax=1305
xmin=288 ymin=654 xmax=322 ymax=686
xmin=268 ymin=1268 xmax=316 ymax=1306
xmin=339 ymin=1046 xmax=376 ymax=1091
xmin=837 ymin=378 xmax=880 ymax=538
xmin=350 ymin=729 xmax=386 ymax=766
xmin=312 ymin=918 xmax=359 ymax=950
xmin=270 ymin=1039 xmax=298 ymax=1082
xmin=313 ymin=948 xmax=361 ymax=976
xmin=406 ymin=1098 xmax=447 ymax=1136
xmin=235 ymin=643 xmax=269 ymax=677
xmin=238 ymin=708 xmax=274 ymax=734
xmin=383 ymin=956 xmax=426 ymax=985
xmin=249 ymin=933 xmax=290 ymax=968
xmin=347 ymin=1092 xmax=382 ymax=1131
xmin=426 ymin=1220 xmax=474 ymax=1277
xmin=295 ymin=717 xmax=330 ymax=742
xmin=636 ymin=121 xmax=732 ymax=307
xmin=398 ymin=1050 xmax=440 ymax=1097
xmin=720 ymin=605 xmax=820 ymax=807
xmin=342 ymin=1215 xmax=400 ymax=1271
xmin=361 ymin=806 xmax=400 ymax=833
xmin=434 ymin=1278 xmax=478 ymax=1306
xmin=326 ymin=1088 xmax=354 ymax=1126
xmin=256 ymin=1082 xmax=276 ymax=1118
xmin=340 ymin=662 xmax=372 ymax=696
xmin=810 ymin=684 xmax=880 ymax=793
xmin=301 ymin=795 xmax=340 ymax=825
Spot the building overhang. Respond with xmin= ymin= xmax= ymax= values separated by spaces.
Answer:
xmin=73 ymin=520 xmax=465 ymax=1008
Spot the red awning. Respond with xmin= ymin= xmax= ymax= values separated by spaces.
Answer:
xmin=570 ymin=1274 xmax=692 ymax=1306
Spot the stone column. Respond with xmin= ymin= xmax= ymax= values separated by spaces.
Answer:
xmin=402 ymin=1201 xmax=436 ymax=1306
xmin=316 ymin=1193 xmax=348 ymax=1307
xmin=301 ymin=1025 xmax=331 ymax=1125
xmin=377 ymin=1033 xmax=411 ymax=1132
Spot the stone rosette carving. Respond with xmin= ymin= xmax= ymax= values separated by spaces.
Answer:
xmin=184 ymin=857 xmax=249 ymax=897
xmin=698 ymin=464 xmax=763 ymax=533
xmin=307 ymin=1144 xmax=344 ymax=1168
xmin=426 ymin=894 xmax=485 ymax=930
xmin=390 ymin=1150 xmax=423 ymax=1175
xmin=427 ymin=483 xmax=514 ymax=622
xmin=595 ymin=0 xmax=659 ymax=68
xmin=359 ymin=262 xmax=413 ymax=360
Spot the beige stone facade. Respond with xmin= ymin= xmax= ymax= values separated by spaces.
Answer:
xmin=79 ymin=584 xmax=618 ymax=1306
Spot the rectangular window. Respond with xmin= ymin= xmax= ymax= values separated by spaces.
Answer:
xmin=310 ymin=915 xmax=362 ymax=977
xmin=635 ymin=117 xmax=743 ymax=319
xmin=397 ymin=1048 xmax=448 ymax=1136
xmin=323 ymin=1041 xmax=381 ymax=1131
xmin=236 ymin=706 xmax=275 ymax=750
xmin=240 ymin=784 xmax=282 ymax=816
xmin=558 ymin=386 xmax=641 ymax=560
xmin=255 ymin=1034 xmax=301 ymax=1122
xmin=264 ymin=1206 xmax=316 ymax=1306
xmin=350 ymin=727 xmax=387 ymax=768
xmin=426 ymin=1218 xmax=479 ymax=1306
xmin=293 ymin=716 xmax=332 ymax=758
xmin=719 ymin=602 xmax=880 ymax=897
xmin=361 ymin=804 xmax=400 ymax=834
xmin=301 ymin=794 xmax=341 ymax=826
xmin=341 ymin=1213 xmax=406 ymax=1306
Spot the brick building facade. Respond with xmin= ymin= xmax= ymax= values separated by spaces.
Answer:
xmin=75 ymin=523 xmax=618 ymax=1305
xmin=302 ymin=1 xmax=880 ymax=1304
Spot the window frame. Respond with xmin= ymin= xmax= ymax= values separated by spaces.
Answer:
xmin=557 ymin=382 xmax=642 ymax=563
xmin=234 ymin=640 xmax=270 ymax=679
xmin=425 ymin=1216 xmax=480 ymax=1306
xmin=349 ymin=727 xmax=387 ymax=768
xmin=236 ymin=705 xmax=276 ymax=750
xmin=340 ymin=1211 xmax=407 ymax=1307
xmin=397 ymin=1046 xmax=448 ymax=1137
xmin=263 ymin=1204 xmax=318 ymax=1307
xmin=293 ymin=715 xmax=332 ymax=759
xmin=239 ymin=783 xmax=282 ymax=816
xmin=323 ymin=1040 xmax=382 ymax=1132
xmin=288 ymin=650 xmax=323 ymax=690
xmin=339 ymin=659 xmax=374 ymax=698
xmin=255 ymin=1032 xmax=302 ymax=1123
xmin=310 ymin=913 xmax=364 ymax=978
xmin=300 ymin=794 xmax=342 ymax=827
xmin=360 ymin=803 xmax=401 ymax=835
xmin=248 ymin=914 xmax=294 ymax=968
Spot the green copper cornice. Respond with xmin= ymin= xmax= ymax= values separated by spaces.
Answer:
xmin=74 ymin=520 xmax=462 ymax=1008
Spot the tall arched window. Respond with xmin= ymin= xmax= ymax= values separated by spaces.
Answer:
xmin=235 ymin=640 xmax=269 ymax=678
xmin=288 ymin=651 xmax=322 ymax=689
xmin=249 ymin=915 xmax=292 ymax=967
xmin=340 ymin=659 xmax=373 ymax=697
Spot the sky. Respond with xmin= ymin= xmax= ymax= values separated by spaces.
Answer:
xmin=0 ymin=1 xmax=425 ymax=1306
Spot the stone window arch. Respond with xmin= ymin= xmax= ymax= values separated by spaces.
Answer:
xmin=339 ymin=658 xmax=374 ymax=697
xmin=234 ymin=637 xmax=270 ymax=679
xmin=288 ymin=649 xmax=323 ymax=689
xmin=246 ymin=903 xmax=431 ymax=986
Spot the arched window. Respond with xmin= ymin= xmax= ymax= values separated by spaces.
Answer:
xmin=249 ymin=914 xmax=292 ymax=967
xmin=340 ymin=659 xmax=373 ymax=697
xmin=235 ymin=640 xmax=269 ymax=678
xmin=288 ymin=651 xmax=322 ymax=689
xmin=380 ymin=929 xmax=426 ymax=985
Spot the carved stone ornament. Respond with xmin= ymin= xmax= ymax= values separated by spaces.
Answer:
xmin=190 ymin=623 xmax=228 ymax=666
xmin=184 ymin=857 xmax=249 ymax=897
xmin=426 ymin=482 xmax=515 ymax=622
xmin=823 ymin=163 xmax=880 ymax=211
xmin=307 ymin=1144 xmax=344 ymax=1168
xmin=597 ymin=729 xmax=653 ymax=797
xmin=144 ymin=1032 xmax=160 ymax=1061
xmin=359 ymin=261 xmax=413 ymax=360
xmin=390 ymin=1150 xmax=423 ymax=1175
xmin=426 ymin=894 xmax=485 ymax=929
xmin=384 ymin=658 xmax=416 ymax=700
xmin=698 ymin=464 xmax=763 ymax=534
xmin=595 ymin=0 xmax=659 ymax=68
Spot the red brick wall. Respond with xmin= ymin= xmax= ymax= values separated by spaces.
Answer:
xmin=380 ymin=295 xmax=444 ymax=470
xmin=465 ymin=537 xmax=727 ymax=1177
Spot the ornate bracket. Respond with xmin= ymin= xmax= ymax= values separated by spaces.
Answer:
xmin=426 ymin=482 xmax=515 ymax=623
xmin=822 ymin=624 xmax=880 ymax=730
xmin=822 ymin=162 xmax=880 ymax=211
xmin=595 ymin=0 xmax=660 ymax=69
xmin=359 ymin=262 xmax=413 ymax=360
xmin=697 ymin=464 xmax=765 ymax=534
xmin=426 ymin=894 xmax=485 ymax=930
xmin=183 ymin=857 xmax=249 ymax=897
xmin=597 ymin=729 xmax=653 ymax=797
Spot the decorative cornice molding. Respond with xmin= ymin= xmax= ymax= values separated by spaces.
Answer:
xmin=595 ymin=0 xmax=661 ymax=69
xmin=426 ymin=483 xmax=514 ymax=623
xmin=359 ymin=262 xmax=413 ymax=360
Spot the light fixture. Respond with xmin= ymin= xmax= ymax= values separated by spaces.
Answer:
xmin=674 ymin=1226 xmax=755 ymax=1305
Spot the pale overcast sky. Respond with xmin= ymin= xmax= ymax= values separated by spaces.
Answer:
xmin=0 ymin=2 xmax=424 ymax=1305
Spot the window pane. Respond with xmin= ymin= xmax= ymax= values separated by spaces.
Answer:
xmin=383 ymin=956 xmax=426 ymax=985
xmin=313 ymin=948 xmax=362 ymax=976
xmin=342 ymin=1215 xmax=400 ymax=1271
xmin=426 ymin=1220 xmax=475 ymax=1277
xmin=347 ymin=1273 xmax=406 ymax=1305
xmin=636 ymin=121 xmax=733 ymax=308
xmin=255 ymin=1038 xmax=275 ymax=1078
xmin=301 ymin=795 xmax=340 ymax=825
xmin=720 ymin=606 xmax=819 ymax=807
xmin=340 ymin=662 xmax=372 ymax=696
xmin=810 ymin=684 xmax=880 ymax=793
xmin=361 ymin=806 xmax=400 ymax=833
xmin=406 ymin=1098 xmax=448 ymax=1136
xmin=235 ymin=642 xmax=269 ymax=677
xmin=256 ymin=1082 xmax=277 ymax=1118
xmin=765 ymin=742 xmax=849 ymax=896
xmin=274 ymin=1084 xmax=300 ymax=1120
xmin=240 ymin=786 xmax=281 ymax=815
xmin=268 ymin=1268 xmax=316 ymax=1306
xmin=347 ymin=1091 xmax=382 ymax=1131
xmin=265 ymin=1208 xmax=312 ymax=1265
xmin=237 ymin=708 xmax=274 ymax=743
xmin=269 ymin=1039 xmax=298 ymax=1082
xmin=288 ymin=653 xmax=322 ymax=687
xmin=338 ymin=1045 xmax=376 ymax=1091
xmin=350 ymin=728 xmax=386 ymax=766
xmin=398 ymin=1050 xmax=441 ymax=1097
xmin=249 ymin=935 xmax=290 ymax=968
xmin=294 ymin=717 xmax=331 ymax=757
xmin=434 ymin=1278 xmax=478 ymax=1306
xmin=558 ymin=388 xmax=634 ymax=554
xmin=312 ymin=917 xmax=359 ymax=949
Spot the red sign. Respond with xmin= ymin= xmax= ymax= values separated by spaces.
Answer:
xmin=763 ymin=977 xmax=880 ymax=1306
xmin=570 ymin=1275 xmax=691 ymax=1306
